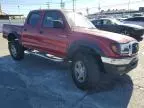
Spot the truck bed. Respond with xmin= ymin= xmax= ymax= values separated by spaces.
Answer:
xmin=3 ymin=24 xmax=23 ymax=39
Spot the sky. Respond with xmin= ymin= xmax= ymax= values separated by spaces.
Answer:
xmin=1 ymin=0 xmax=144 ymax=16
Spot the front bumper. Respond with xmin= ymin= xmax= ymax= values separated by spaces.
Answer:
xmin=101 ymin=55 xmax=138 ymax=75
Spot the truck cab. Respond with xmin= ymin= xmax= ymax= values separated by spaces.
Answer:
xmin=22 ymin=10 xmax=70 ymax=58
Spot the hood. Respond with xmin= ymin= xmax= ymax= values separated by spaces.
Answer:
xmin=73 ymin=27 xmax=135 ymax=43
xmin=120 ymin=23 xmax=144 ymax=29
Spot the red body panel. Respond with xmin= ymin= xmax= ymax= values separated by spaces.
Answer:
xmin=3 ymin=24 xmax=23 ymax=39
xmin=2 ymin=9 xmax=136 ymax=59
xmin=69 ymin=27 xmax=135 ymax=58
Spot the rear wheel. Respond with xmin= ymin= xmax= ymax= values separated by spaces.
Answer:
xmin=8 ymin=40 xmax=24 ymax=60
xmin=71 ymin=52 xmax=100 ymax=90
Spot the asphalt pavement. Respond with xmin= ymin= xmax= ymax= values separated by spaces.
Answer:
xmin=0 ymin=34 xmax=144 ymax=108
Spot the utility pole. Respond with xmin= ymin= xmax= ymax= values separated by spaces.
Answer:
xmin=0 ymin=2 xmax=2 ymax=15
xmin=86 ymin=8 xmax=89 ymax=15
xmin=60 ymin=0 xmax=65 ymax=9
xmin=73 ymin=0 xmax=75 ymax=12
xmin=61 ymin=0 xmax=63 ymax=8
xmin=17 ymin=0 xmax=20 ymax=14
xmin=128 ymin=0 xmax=131 ymax=16
xmin=18 ymin=5 xmax=20 ymax=14
xmin=98 ymin=0 xmax=101 ymax=13
xmin=98 ymin=0 xmax=101 ymax=18
xmin=17 ymin=0 xmax=21 ymax=19
xmin=46 ymin=2 xmax=50 ymax=9
xmin=128 ymin=0 xmax=130 ymax=11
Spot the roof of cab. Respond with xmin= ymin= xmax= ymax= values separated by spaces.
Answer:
xmin=30 ymin=9 xmax=73 ymax=13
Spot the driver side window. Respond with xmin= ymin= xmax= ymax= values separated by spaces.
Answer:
xmin=96 ymin=20 xmax=103 ymax=25
xmin=42 ymin=11 xmax=64 ymax=28
xmin=103 ymin=20 xmax=112 ymax=25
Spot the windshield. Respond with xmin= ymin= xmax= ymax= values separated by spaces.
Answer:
xmin=65 ymin=12 xmax=96 ymax=29
xmin=111 ymin=19 xmax=122 ymax=25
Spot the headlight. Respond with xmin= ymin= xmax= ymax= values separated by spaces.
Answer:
xmin=120 ymin=43 xmax=130 ymax=55
xmin=111 ymin=43 xmax=120 ymax=54
xmin=111 ymin=43 xmax=130 ymax=55
xmin=111 ymin=41 xmax=138 ymax=56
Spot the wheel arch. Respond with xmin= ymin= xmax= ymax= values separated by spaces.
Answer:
xmin=67 ymin=40 xmax=105 ymax=59
xmin=8 ymin=32 xmax=20 ymax=42
xmin=67 ymin=41 xmax=105 ymax=73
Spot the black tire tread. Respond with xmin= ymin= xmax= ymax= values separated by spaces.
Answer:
xmin=8 ymin=41 xmax=24 ymax=60
xmin=72 ymin=52 xmax=100 ymax=90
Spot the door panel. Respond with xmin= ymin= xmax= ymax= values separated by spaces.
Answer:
xmin=22 ymin=26 xmax=42 ymax=49
xmin=37 ymin=10 xmax=69 ymax=57
xmin=124 ymin=21 xmax=144 ymax=27
xmin=100 ymin=19 xmax=118 ymax=33
xmin=106 ymin=25 xmax=118 ymax=33
xmin=21 ymin=11 xmax=42 ymax=50
xmin=38 ymin=28 xmax=68 ymax=57
xmin=135 ymin=21 xmax=144 ymax=27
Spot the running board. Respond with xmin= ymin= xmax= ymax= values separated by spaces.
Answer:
xmin=25 ymin=50 xmax=64 ymax=62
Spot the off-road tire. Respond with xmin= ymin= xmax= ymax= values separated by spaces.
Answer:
xmin=71 ymin=52 xmax=100 ymax=90
xmin=8 ymin=40 xmax=24 ymax=60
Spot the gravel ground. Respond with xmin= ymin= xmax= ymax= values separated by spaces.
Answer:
xmin=0 ymin=34 xmax=144 ymax=108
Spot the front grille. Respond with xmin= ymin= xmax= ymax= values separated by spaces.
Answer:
xmin=132 ymin=43 xmax=139 ymax=54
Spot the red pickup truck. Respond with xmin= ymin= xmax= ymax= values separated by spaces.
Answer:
xmin=3 ymin=9 xmax=139 ymax=90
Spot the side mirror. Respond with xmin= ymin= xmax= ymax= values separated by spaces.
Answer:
xmin=53 ymin=20 xmax=64 ymax=29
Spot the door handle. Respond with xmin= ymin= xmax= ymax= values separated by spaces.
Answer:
xmin=59 ymin=35 xmax=67 ymax=38
xmin=39 ymin=31 xmax=43 ymax=34
xmin=24 ymin=28 xmax=27 ymax=31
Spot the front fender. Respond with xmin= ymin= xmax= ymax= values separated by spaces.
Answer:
xmin=67 ymin=40 xmax=105 ymax=59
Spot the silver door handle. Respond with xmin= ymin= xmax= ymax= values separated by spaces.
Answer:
xmin=59 ymin=35 xmax=67 ymax=38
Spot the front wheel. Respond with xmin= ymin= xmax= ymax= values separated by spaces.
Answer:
xmin=8 ymin=41 xmax=24 ymax=60
xmin=71 ymin=53 xmax=100 ymax=90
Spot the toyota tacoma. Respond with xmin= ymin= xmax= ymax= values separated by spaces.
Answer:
xmin=3 ymin=9 xmax=139 ymax=90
